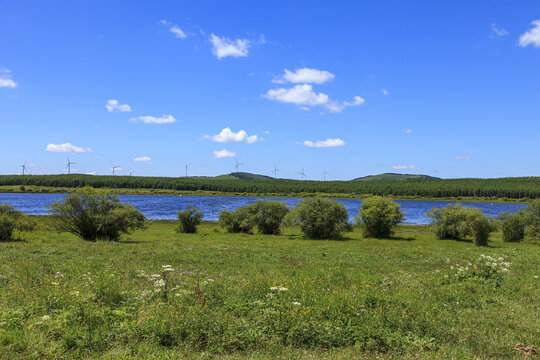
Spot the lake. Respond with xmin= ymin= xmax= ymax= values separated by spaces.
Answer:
xmin=0 ymin=193 xmax=528 ymax=225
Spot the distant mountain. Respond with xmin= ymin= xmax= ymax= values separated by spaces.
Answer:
xmin=353 ymin=173 xmax=440 ymax=181
xmin=213 ymin=172 xmax=274 ymax=180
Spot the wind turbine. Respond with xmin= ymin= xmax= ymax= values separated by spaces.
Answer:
xmin=272 ymin=163 xmax=280 ymax=179
xmin=129 ymin=170 xmax=135 ymax=176
xmin=111 ymin=163 xmax=120 ymax=176
xmin=234 ymin=159 xmax=244 ymax=173
xmin=20 ymin=161 xmax=27 ymax=175
xmin=185 ymin=163 xmax=191 ymax=177
xmin=322 ymin=170 xmax=330 ymax=181
xmin=297 ymin=167 xmax=307 ymax=180
xmin=66 ymin=157 xmax=76 ymax=175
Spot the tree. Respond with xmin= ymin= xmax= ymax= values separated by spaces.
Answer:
xmin=47 ymin=187 xmax=147 ymax=241
xmin=176 ymin=206 xmax=204 ymax=234
xmin=0 ymin=203 xmax=35 ymax=241
xmin=356 ymin=196 xmax=404 ymax=238
xmin=218 ymin=206 xmax=256 ymax=234
xmin=500 ymin=211 xmax=527 ymax=243
xmin=290 ymin=198 xmax=351 ymax=239
xmin=525 ymin=199 xmax=540 ymax=241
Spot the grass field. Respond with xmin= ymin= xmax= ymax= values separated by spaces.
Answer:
xmin=1 ymin=220 xmax=539 ymax=359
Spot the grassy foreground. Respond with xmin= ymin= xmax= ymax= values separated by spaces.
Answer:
xmin=1 ymin=220 xmax=539 ymax=359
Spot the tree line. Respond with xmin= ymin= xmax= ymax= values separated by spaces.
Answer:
xmin=0 ymin=174 xmax=539 ymax=199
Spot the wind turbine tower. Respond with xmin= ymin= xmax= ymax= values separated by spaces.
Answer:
xmin=272 ymin=163 xmax=280 ymax=179
xmin=322 ymin=170 xmax=330 ymax=181
xmin=185 ymin=163 xmax=191 ymax=177
xmin=234 ymin=159 xmax=244 ymax=173
xmin=297 ymin=167 xmax=307 ymax=181
xmin=66 ymin=157 xmax=76 ymax=175
xmin=111 ymin=163 xmax=120 ymax=176
xmin=20 ymin=162 xmax=27 ymax=175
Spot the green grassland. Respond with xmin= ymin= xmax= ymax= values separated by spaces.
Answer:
xmin=1 ymin=220 xmax=538 ymax=359
xmin=353 ymin=173 xmax=440 ymax=181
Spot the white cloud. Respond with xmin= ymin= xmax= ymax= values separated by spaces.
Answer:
xmin=453 ymin=155 xmax=472 ymax=160
xmin=265 ymin=84 xmax=331 ymax=108
xmin=402 ymin=129 xmax=412 ymax=134
xmin=133 ymin=156 xmax=152 ymax=163
xmin=381 ymin=89 xmax=389 ymax=95
xmin=46 ymin=142 xmax=92 ymax=153
xmin=491 ymin=23 xmax=508 ymax=37
xmin=213 ymin=149 xmax=236 ymax=158
xmin=301 ymin=138 xmax=345 ymax=148
xmin=130 ymin=114 xmax=176 ymax=124
xmin=391 ymin=165 xmax=420 ymax=171
xmin=343 ymin=96 xmax=365 ymax=107
xmin=203 ymin=127 xmax=258 ymax=143
xmin=265 ymin=84 xmax=364 ymax=113
xmin=170 ymin=25 xmax=187 ymax=39
xmin=85 ymin=171 xmax=96 ymax=175
xmin=106 ymin=99 xmax=132 ymax=113
xmin=0 ymin=68 xmax=16 ymax=88
xmin=210 ymin=34 xmax=249 ymax=59
xmin=274 ymin=68 xmax=335 ymax=84
xmin=518 ymin=20 xmax=540 ymax=48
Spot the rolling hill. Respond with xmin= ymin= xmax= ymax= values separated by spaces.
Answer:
xmin=213 ymin=172 xmax=275 ymax=180
xmin=353 ymin=173 xmax=440 ymax=181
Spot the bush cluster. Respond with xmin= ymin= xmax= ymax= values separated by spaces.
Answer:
xmin=356 ymin=196 xmax=404 ymax=238
xmin=286 ymin=198 xmax=351 ymax=239
xmin=47 ymin=187 xmax=147 ymax=241
xmin=176 ymin=206 xmax=204 ymax=234
xmin=0 ymin=203 xmax=35 ymax=241
xmin=426 ymin=204 xmax=492 ymax=246
xmin=218 ymin=200 xmax=289 ymax=235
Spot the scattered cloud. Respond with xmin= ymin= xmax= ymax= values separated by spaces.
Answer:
xmin=210 ymin=34 xmax=249 ymax=59
xmin=343 ymin=96 xmax=365 ymax=107
xmin=518 ymin=20 xmax=540 ymax=48
xmin=213 ymin=149 xmax=236 ymax=158
xmin=46 ymin=142 xmax=92 ymax=153
xmin=300 ymin=138 xmax=345 ymax=148
xmin=106 ymin=99 xmax=132 ymax=113
xmin=160 ymin=20 xmax=188 ymax=39
xmin=381 ymin=88 xmax=389 ymax=95
xmin=0 ymin=68 xmax=16 ymax=88
xmin=133 ymin=156 xmax=152 ymax=163
xmin=402 ymin=129 xmax=412 ymax=134
xmin=391 ymin=165 xmax=420 ymax=171
xmin=273 ymin=68 xmax=335 ymax=84
xmin=203 ymin=127 xmax=258 ymax=143
xmin=130 ymin=114 xmax=176 ymax=124
xmin=85 ymin=171 xmax=96 ymax=175
xmin=453 ymin=155 xmax=472 ymax=160
xmin=490 ymin=23 xmax=508 ymax=37
xmin=264 ymin=84 xmax=364 ymax=113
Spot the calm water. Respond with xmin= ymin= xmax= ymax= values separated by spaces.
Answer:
xmin=0 ymin=193 xmax=528 ymax=225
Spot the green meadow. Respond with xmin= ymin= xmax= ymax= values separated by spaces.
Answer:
xmin=1 ymin=220 xmax=539 ymax=359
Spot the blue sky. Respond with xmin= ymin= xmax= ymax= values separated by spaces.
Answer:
xmin=1 ymin=1 xmax=539 ymax=180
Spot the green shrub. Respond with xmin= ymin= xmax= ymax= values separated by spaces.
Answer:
xmin=248 ymin=200 xmax=289 ymax=235
xmin=356 ymin=196 xmax=404 ymax=238
xmin=426 ymin=204 xmax=492 ymax=245
xmin=0 ymin=203 xmax=35 ymax=241
xmin=501 ymin=212 xmax=527 ymax=243
xmin=289 ymin=198 xmax=351 ymax=239
xmin=47 ymin=187 xmax=147 ymax=241
xmin=176 ymin=206 xmax=204 ymax=234
xmin=218 ymin=206 xmax=256 ymax=234
xmin=525 ymin=199 xmax=540 ymax=241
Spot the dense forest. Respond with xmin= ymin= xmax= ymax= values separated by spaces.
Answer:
xmin=0 ymin=175 xmax=539 ymax=199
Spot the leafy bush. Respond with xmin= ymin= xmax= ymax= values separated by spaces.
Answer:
xmin=355 ymin=196 xmax=404 ymax=238
xmin=176 ymin=206 xmax=204 ymax=234
xmin=218 ymin=200 xmax=289 ymax=235
xmin=289 ymin=198 xmax=351 ymax=239
xmin=47 ymin=187 xmax=147 ymax=241
xmin=525 ymin=199 xmax=540 ymax=241
xmin=497 ymin=211 xmax=527 ymax=243
xmin=248 ymin=200 xmax=289 ymax=235
xmin=426 ymin=204 xmax=492 ymax=245
xmin=0 ymin=203 xmax=35 ymax=241
xmin=218 ymin=206 xmax=256 ymax=234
